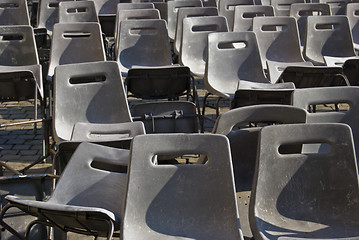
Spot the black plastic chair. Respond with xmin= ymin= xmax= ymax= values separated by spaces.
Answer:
xmin=250 ymin=123 xmax=359 ymax=240
xmin=122 ymin=134 xmax=244 ymax=240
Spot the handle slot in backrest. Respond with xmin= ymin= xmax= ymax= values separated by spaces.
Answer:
xmin=277 ymin=3 xmax=291 ymax=10
xmin=354 ymin=10 xmax=359 ymax=16
xmin=218 ymin=41 xmax=247 ymax=49
xmin=153 ymin=154 xmax=207 ymax=165
xmin=175 ymin=5 xmax=198 ymax=12
xmin=0 ymin=3 xmax=19 ymax=8
xmin=0 ymin=34 xmax=24 ymax=41
xmin=261 ymin=24 xmax=287 ymax=32
xmin=298 ymin=10 xmax=323 ymax=16
xmin=278 ymin=142 xmax=331 ymax=154
xmin=130 ymin=27 xmax=158 ymax=35
xmin=88 ymin=132 xmax=130 ymax=139
xmin=67 ymin=7 xmax=89 ymax=13
xmin=242 ymin=12 xmax=266 ymax=18
xmin=49 ymin=2 xmax=59 ymax=8
xmin=315 ymin=23 xmax=340 ymax=30
xmin=63 ymin=31 xmax=92 ymax=38
xmin=69 ymin=74 xmax=106 ymax=84
xmin=91 ymin=158 xmax=128 ymax=173
xmin=306 ymin=103 xmax=349 ymax=113
xmin=192 ymin=24 xmax=219 ymax=32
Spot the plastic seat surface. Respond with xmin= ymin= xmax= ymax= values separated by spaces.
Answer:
xmin=58 ymin=1 xmax=99 ymax=23
xmin=180 ymin=16 xmax=228 ymax=77
xmin=117 ymin=19 xmax=172 ymax=76
xmin=37 ymin=0 xmax=73 ymax=34
xmin=121 ymin=134 xmax=243 ymax=240
xmin=0 ymin=0 xmax=30 ymax=25
xmin=250 ymin=123 xmax=359 ymax=240
xmin=233 ymin=5 xmax=274 ymax=32
xmin=114 ymin=9 xmax=160 ymax=58
xmin=218 ymin=0 xmax=253 ymax=31
xmin=47 ymin=22 xmax=106 ymax=79
xmin=53 ymin=61 xmax=132 ymax=143
xmin=204 ymin=32 xmax=269 ymax=99
xmin=346 ymin=3 xmax=359 ymax=51
xmin=319 ymin=0 xmax=349 ymax=15
xmin=167 ymin=0 xmax=203 ymax=40
xmin=304 ymin=15 xmax=356 ymax=65
xmin=213 ymin=105 xmax=307 ymax=239
xmin=3 ymin=142 xmax=129 ymax=239
xmin=290 ymin=3 xmax=331 ymax=47
xmin=270 ymin=0 xmax=305 ymax=16
xmin=0 ymin=25 xmax=43 ymax=100
xmin=174 ymin=7 xmax=218 ymax=55
xmin=292 ymin=86 xmax=359 ymax=165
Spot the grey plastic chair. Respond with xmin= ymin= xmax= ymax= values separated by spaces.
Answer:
xmin=180 ymin=16 xmax=228 ymax=77
xmin=114 ymin=8 xmax=160 ymax=59
xmin=47 ymin=22 xmax=106 ymax=80
xmin=270 ymin=0 xmax=305 ymax=16
xmin=117 ymin=19 xmax=171 ymax=76
xmin=131 ymin=101 xmax=198 ymax=133
xmin=37 ymin=0 xmax=73 ymax=34
xmin=292 ymin=86 xmax=359 ymax=165
xmin=121 ymin=133 xmax=244 ymax=240
xmin=218 ymin=0 xmax=253 ymax=31
xmin=53 ymin=61 xmax=140 ymax=169
xmin=250 ymin=123 xmax=359 ymax=240
xmin=174 ymin=7 xmax=218 ymax=55
xmin=253 ymin=16 xmax=314 ymax=83
xmin=289 ymin=3 xmax=331 ymax=47
xmin=1 ymin=142 xmax=130 ymax=239
xmin=347 ymin=3 xmax=359 ymax=51
xmin=319 ymin=0 xmax=349 ymax=15
xmin=167 ymin=0 xmax=203 ymax=41
xmin=0 ymin=0 xmax=30 ymax=25
xmin=58 ymin=0 xmax=99 ymax=23
xmin=304 ymin=15 xmax=356 ymax=66
xmin=233 ymin=5 xmax=274 ymax=32
xmin=212 ymin=105 xmax=307 ymax=239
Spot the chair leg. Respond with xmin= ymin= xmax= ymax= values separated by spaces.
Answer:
xmin=0 ymin=204 xmax=26 ymax=240
xmin=106 ymin=219 xmax=114 ymax=240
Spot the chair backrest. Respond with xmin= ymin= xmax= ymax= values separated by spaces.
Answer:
xmin=213 ymin=104 xmax=307 ymax=192
xmin=204 ymin=32 xmax=268 ymax=99
xmin=48 ymin=22 xmax=106 ymax=78
xmin=122 ymin=134 xmax=243 ymax=240
xmin=292 ymin=86 xmax=359 ymax=161
xmin=58 ymin=0 xmax=99 ymax=23
xmin=270 ymin=0 xmax=305 ymax=16
xmin=37 ymin=0 xmax=73 ymax=33
xmin=0 ymin=25 xmax=38 ymax=66
xmin=304 ymin=15 xmax=356 ymax=65
xmin=114 ymin=9 xmax=160 ymax=58
xmin=53 ymin=61 xmax=131 ymax=143
xmin=218 ymin=0 xmax=253 ymax=31
xmin=346 ymin=3 xmax=359 ymax=49
xmin=117 ymin=19 xmax=172 ymax=76
xmin=174 ymin=7 xmax=218 ymax=55
xmin=319 ymin=0 xmax=349 ymax=15
xmin=167 ymin=0 xmax=203 ymax=40
xmin=48 ymin=142 xmax=128 ymax=221
xmin=250 ymin=123 xmax=359 ymax=239
xmin=289 ymin=3 xmax=331 ymax=46
xmin=233 ymin=5 xmax=274 ymax=32
xmin=180 ymin=16 xmax=228 ymax=77
xmin=252 ymin=16 xmax=304 ymax=68
xmin=0 ymin=0 xmax=30 ymax=25
xmin=92 ymin=0 xmax=121 ymax=15
xmin=117 ymin=2 xmax=155 ymax=11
